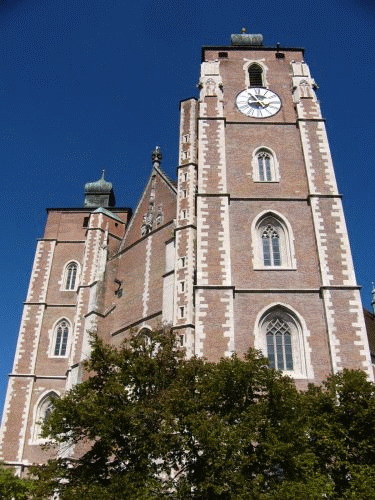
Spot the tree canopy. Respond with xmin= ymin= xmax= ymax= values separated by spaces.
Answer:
xmin=28 ymin=329 xmax=375 ymax=499
xmin=0 ymin=463 xmax=33 ymax=500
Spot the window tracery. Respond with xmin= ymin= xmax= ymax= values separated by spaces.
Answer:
xmin=258 ymin=151 xmax=272 ymax=181
xmin=262 ymin=224 xmax=281 ymax=266
xmin=53 ymin=319 xmax=70 ymax=357
xmin=254 ymin=305 xmax=313 ymax=379
xmin=64 ymin=262 xmax=79 ymax=290
xmin=252 ymin=147 xmax=279 ymax=182
xmin=31 ymin=391 xmax=59 ymax=443
xmin=251 ymin=211 xmax=296 ymax=270
xmin=266 ymin=317 xmax=293 ymax=370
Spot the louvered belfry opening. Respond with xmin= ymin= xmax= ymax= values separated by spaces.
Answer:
xmin=249 ymin=63 xmax=263 ymax=87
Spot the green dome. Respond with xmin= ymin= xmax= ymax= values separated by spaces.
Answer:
xmin=85 ymin=171 xmax=112 ymax=194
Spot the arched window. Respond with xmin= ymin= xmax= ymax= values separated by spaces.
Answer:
xmin=251 ymin=211 xmax=296 ymax=270
xmin=137 ymin=327 xmax=152 ymax=346
xmin=64 ymin=262 xmax=78 ymax=290
xmin=266 ymin=316 xmax=293 ymax=370
xmin=254 ymin=305 xmax=313 ymax=379
xmin=53 ymin=319 xmax=70 ymax=357
xmin=31 ymin=391 xmax=59 ymax=443
xmin=258 ymin=151 xmax=272 ymax=181
xmin=248 ymin=63 xmax=263 ymax=87
xmin=252 ymin=147 xmax=280 ymax=182
xmin=262 ymin=223 xmax=281 ymax=266
xmin=137 ymin=327 xmax=160 ymax=356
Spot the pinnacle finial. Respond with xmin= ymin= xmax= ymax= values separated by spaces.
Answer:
xmin=101 ymin=169 xmax=106 ymax=180
xmin=241 ymin=27 xmax=247 ymax=33
xmin=151 ymin=145 xmax=162 ymax=167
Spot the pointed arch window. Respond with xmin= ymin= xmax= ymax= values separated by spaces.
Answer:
xmin=252 ymin=212 xmax=296 ymax=270
xmin=252 ymin=148 xmax=280 ymax=183
xmin=262 ymin=224 xmax=281 ymax=266
xmin=137 ymin=327 xmax=152 ymax=348
xmin=53 ymin=319 xmax=70 ymax=357
xmin=258 ymin=151 xmax=272 ymax=181
xmin=249 ymin=63 xmax=263 ymax=87
xmin=266 ymin=317 xmax=293 ymax=370
xmin=254 ymin=306 xmax=313 ymax=379
xmin=31 ymin=391 xmax=59 ymax=443
xmin=64 ymin=262 xmax=79 ymax=290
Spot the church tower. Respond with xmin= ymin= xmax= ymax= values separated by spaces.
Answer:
xmin=185 ymin=30 xmax=372 ymax=381
xmin=1 ymin=31 xmax=373 ymax=471
xmin=0 ymin=173 xmax=131 ymax=467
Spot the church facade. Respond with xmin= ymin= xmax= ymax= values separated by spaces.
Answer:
xmin=1 ymin=32 xmax=373 ymax=470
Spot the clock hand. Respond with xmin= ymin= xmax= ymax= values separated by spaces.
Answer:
xmin=250 ymin=94 xmax=268 ymax=108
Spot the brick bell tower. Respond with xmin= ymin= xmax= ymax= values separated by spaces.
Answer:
xmin=0 ymin=173 xmax=131 ymax=469
xmin=178 ymin=29 xmax=373 ymax=383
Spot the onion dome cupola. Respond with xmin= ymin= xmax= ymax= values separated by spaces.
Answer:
xmin=84 ymin=170 xmax=116 ymax=208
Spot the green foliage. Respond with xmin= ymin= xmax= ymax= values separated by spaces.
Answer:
xmin=0 ymin=462 xmax=33 ymax=499
xmin=29 ymin=329 xmax=375 ymax=499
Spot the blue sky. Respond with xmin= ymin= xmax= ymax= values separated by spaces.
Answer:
xmin=0 ymin=0 xmax=374 ymax=415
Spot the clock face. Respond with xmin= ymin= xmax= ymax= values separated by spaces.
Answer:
xmin=236 ymin=88 xmax=281 ymax=118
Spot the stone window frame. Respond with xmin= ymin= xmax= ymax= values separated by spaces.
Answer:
xmin=252 ymin=146 xmax=280 ymax=183
xmin=251 ymin=210 xmax=297 ymax=270
xmin=242 ymin=59 xmax=269 ymax=89
xmin=61 ymin=260 xmax=80 ymax=291
xmin=49 ymin=318 xmax=71 ymax=358
xmin=254 ymin=303 xmax=313 ymax=379
xmin=30 ymin=390 xmax=60 ymax=444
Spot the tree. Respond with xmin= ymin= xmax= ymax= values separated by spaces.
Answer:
xmin=0 ymin=462 xmax=33 ymax=500
xmin=29 ymin=329 xmax=375 ymax=499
